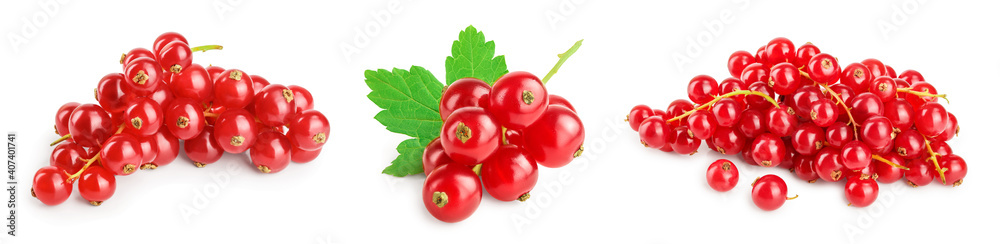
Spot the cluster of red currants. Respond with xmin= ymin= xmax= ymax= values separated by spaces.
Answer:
xmin=32 ymin=32 xmax=330 ymax=207
xmin=422 ymin=71 xmax=585 ymax=222
xmin=629 ymin=37 xmax=966 ymax=210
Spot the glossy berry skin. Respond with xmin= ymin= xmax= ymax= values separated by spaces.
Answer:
xmin=78 ymin=166 xmax=117 ymax=205
xmin=892 ymin=129 xmax=923 ymax=160
xmin=123 ymin=98 xmax=164 ymax=136
xmin=751 ymin=174 xmax=791 ymax=211
xmin=523 ymin=106 xmax=585 ymax=168
xmin=827 ymin=84 xmax=856 ymax=120
xmin=765 ymin=37 xmax=795 ymax=64
xmin=906 ymin=82 xmax=938 ymax=107
xmin=791 ymin=123 xmax=825 ymax=156
xmin=815 ymin=147 xmax=845 ymax=182
xmin=291 ymin=147 xmax=322 ymax=163
xmin=768 ymin=63 xmax=800 ymax=95
xmin=123 ymin=57 xmax=162 ymax=94
xmin=488 ymin=71 xmax=548 ymax=129
xmin=706 ymin=159 xmax=739 ymax=192
xmin=250 ymin=132 xmax=293 ymax=173
xmin=736 ymin=109 xmax=766 ymax=139
xmin=719 ymin=78 xmax=748 ymax=103
xmin=32 ymin=166 xmax=73 ymax=206
xmin=869 ymin=76 xmax=897 ymax=102
xmin=938 ymin=155 xmax=967 ymax=186
xmin=840 ymin=63 xmax=873 ymax=93
xmin=95 ymin=73 xmax=130 ymax=115
xmin=794 ymin=43 xmax=820 ymax=68
xmin=214 ymin=109 xmax=258 ymax=154
xmin=149 ymin=129 xmax=180 ymax=167
xmin=849 ymin=93 xmax=884 ymax=122
xmin=711 ymin=98 xmax=742 ymax=127
xmin=121 ymin=48 xmax=156 ymax=70
xmin=711 ymin=127 xmax=744 ymax=155
xmin=184 ymin=126 xmax=224 ymax=166
xmin=638 ymin=116 xmax=668 ymax=148
xmin=213 ymin=69 xmax=255 ymax=108
xmin=547 ymin=94 xmax=576 ymax=112
xmin=825 ymin=122 xmax=854 ymax=148
xmin=746 ymin=82 xmax=774 ymax=110
xmin=728 ymin=51 xmax=755 ymax=78
xmin=68 ymin=104 xmax=113 ymax=148
xmin=170 ymin=63 xmax=214 ymax=103
xmin=904 ymin=159 xmax=934 ymax=187
xmin=790 ymin=85 xmax=824 ymax=117
xmin=287 ymin=85 xmax=315 ymax=114
xmin=808 ymin=99 xmax=837 ymax=127
xmin=101 ymin=134 xmax=143 ymax=176
xmin=627 ymin=105 xmax=654 ymax=131
xmin=938 ymin=112 xmax=959 ymax=141
xmin=669 ymin=126 xmax=701 ymax=155
xmin=55 ymin=102 xmax=81 ymax=136
xmin=50 ymin=142 xmax=87 ymax=173
xmin=806 ymin=53 xmax=841 ymax=85
xmin=137 ymin=136 xmax=159 ymax=166
xmin=687 ymin=110 xmax=716 ymax=140
xmin=841 ymin=141 xmax=872 ymax=171
xmin=480 ymin=145 xmax=539 ymax=202
xmin=164 ymin=98 xmax=206 ymax=140
xmin=422 ymin=138 xmax=454 ymax=176
xmin=845 ymin=176 xmax=879 ymax=207
xmin=740 ymin=63 xmax=769 ymax=86
xmin=766 ymin=106 xmax=798 ymax=137
xmin=792 ymin=154 xmax=819 ymax=182
xmin=440 ymin=78 xmax=491 ymax=121
xmin=422 ymin=163 xmax=482 ymax=223
xmin=254 ymin=84 xmax=296 ymax=127
xmin=915 ymin=102 xmax=948 ymax=137
xmin=157 ymin=41 xmax=192 ymax=73
xmin=860 ymin=116 xmax=893 ymax=150
xmin=861 ymin=59 xmax=888 ymax=78
xmin=874 ymin=154 xmax=905 ymax=183
xmin=687 ymin=75 xmax=719 ymax=104
xmin=666 ymin=99 xmax=695 ymax=127
xmin=152 ymin=32 xmax=187 ymax=56
xmin=751 ymin=133 xmax=785 ymax=167
xmin=287 ymin=110 xmax=331 ymax=151
xmin=441 ymin=107 xmax=500 ymax=166
xmin=884 ymin=98 xmax=915 ymax=130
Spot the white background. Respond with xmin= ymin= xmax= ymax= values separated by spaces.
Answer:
xmin=1 ymin=0 xmax=998 ymax=243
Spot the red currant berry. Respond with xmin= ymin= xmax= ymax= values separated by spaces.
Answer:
xmin=765 ymin=37 xmax=795 ymax=64
xmin=687 ymin=75 xmax=719 ymax=104
xmin=897 ymin=70 xmax=925 ymax=84
xmin=849 ymin=92 xmax=884 ymax=122
xmin=873 ymin=154 xmax=905 ymax=184
xmin=441 ymin=107 xmax=500 ymax=166
xmin=687 ymin=110 xmax=717 ymax=140
xmin=765 ymin=105 xmax=797 ymax=137
xmin=938 ymin=155 xmax=966 ymax=186
xmin=503 ymin=128 xmax=524 ymax=146
xmin=886 ymin=65 xmax=897 ymax=78
xmin=164 ymin=98 xmax=206 ymax=140
xmin=736 ymin=109 xmax=766 ymax=138
xmin=184 ymin=126 xmax=224 ymax=167
xmin=711 ymin=127 xmax=745 ymax=155
xmin=928 ymin=141 xmax=953 ymax=157
xmin=841 ymin=141 xmax=872 ymax=171
xmin=123 ymin=98 xmax=164 ymax=136
xmin=254 ymin=84 xmax=296 ymax=127
xmin=440 ymin=78 xmax=491 ymax=121
xmin=250 ymin=131 xmax=293 ymax=173
xmin=152 ymin=32 xmax=187 ymax=56
xmin=55 ymin=102 xmax=81 ymax=136
xmin=137 ymin=135 xmax=159 ymax=166
xmin=840 ymin=63 xmax=873 ymax=93
xmin=859 ymin=115 xmax=893 ymax=149
xmin=157 ymin=41 xmax=192 ymax=73
xmin=638 ymin=116 xmax=668 ymax=148
xmin=422 ymin=163 xmax=482 ymax=223
xmin=845 ymin=175 xmax=878 ymax=207
xmin=789 ymin=85 xmax=823 ymax=117
xmin=792 ymin=154 xmax=819 ymax=182
xmin=78 ymin=166 xmax=116 ymax=206
xmin=287 ymin=85 xmax=315 ymax=114
xmin=915 ymin=102 xmax=948 ymax=137
xmin=666 ymin=99 xmax=695 ymax=127
xmin=719 ymin=78 xmax=748 ymax=104
xmin=68 ymin=104 xmax=113 ymax=148
xmin=805 ymin=53 xmax=841 ymax=84
xmin=547 ymin=94 xmax=576 ymax=112
xmin=884 ymin=98 xmax=915 ymax=130
xmin=893 ymin=129 xmax=925 ymax=160
xmin=291 ymin=147 xmax=322 ymax=164
xmin=213 ymin=109 xmax=258 ymax=154
xmin=711 ymin=98 xmax=742 ymax=127
xmin=213 ymin=69 xmax=255 ymax=108
xmin=905 ymin=82 xmax=938 ymax=107
xmin=751 ymin=174 xmax=794 ymax=211
xmin=206 ymin=65 xmax=225 ymax=80
xmin=861 ymin=59 xmax=889 ymax=78
xmin=746 ymin=82 xmax=774 ymax=110
xmin=123 ymin=57 xmax=161 ymax=94
xmin=95 ymin=73 xmax=130 ymax=116
xmin=794 ymin=42 xmax=820 ymax=68
xmin=808 ymin=99 xmax=838 ymax=127
xmin=815 ymin=147 xmax=845 ymax=182
xmin=101 ymin=134 xmax=143 ymax=175
xmin=937 ymin=112 xmax=958 ymax=141
xmin=728 ymin=51 xmax=755 ymax=78
xmin=791 ymin=123 xmax=825 ymax=156
xmin=750 ymin=133 xmax=785 ymax=167
xmin=286 ymin=110 xmax=331 ymax=151
xmin=825 ymin=122 xmax=854 ymax=148
xmin=50 ymin=142 xmax=87 ymax=173
xmin=481 ymin=145 xmax=539 ymax=202
xmin=669 ymin=126 xmax=701 ymax=155
xmin=740 ymin=63 xmax=769 ymax=85
xmin=488 ymin=71 xmax=548 ymax=129
xmin=754 ymin=46 xmax=769 ymax=67
xmin=627 ymin=104 xmax=654 ymax=131
xmin=706 ymin=159 xmax=739 ymax=192
xmin=121 ymin=48 xmax=156 ymax=70
xmin=904 ymin=159 xmax=934 ymax=187
xmin=422 ymin=138 xmax=454 ymax=176
xmin=148 ymin=129 xmax=180 ymax=168
xmin=523 ymin=106 xmax=585 ymax=168
xmin=768 ymin=62 xmax=801 ymax=95
xmin=869 ymin=76 xmax=897 ymax=102
xmin=170 ymin=63 xmax=213 ymax=103
xmin=32 ymin=166 xmax=73 ymax=206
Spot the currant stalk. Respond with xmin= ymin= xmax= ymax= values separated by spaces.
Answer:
xmin=871 ymin=154 xmax=909 ymax=170
xmin=922 ymin=135 xmax=947 ymax=184
xmin=665 ymin=90 xmax=779 ymax=124
xmin=541 ymin=39 xmax=583 ymax=84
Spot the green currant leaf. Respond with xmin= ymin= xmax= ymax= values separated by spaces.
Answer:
xmin=445 ymin=25 xmax=508 ymax=85
xmin=364 ymin=66 xmax=444 ymax=177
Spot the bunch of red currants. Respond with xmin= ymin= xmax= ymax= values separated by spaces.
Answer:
xmin=629 ymin=37 xmax=966 ymax=210
xmin=33 ymin=32 xmax=330 ymax=207
xmin=422 ymin=71 xmax=585 ymax=222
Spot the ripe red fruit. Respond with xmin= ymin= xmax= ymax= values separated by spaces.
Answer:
xmin=488 ymin=71 xmax=548 ymax=129
xmin=522 ymin=106 xmax=585 ymax=168
xmin=765 ymin=37 xmax=795 ymax=65
xmin=841 ymin=141 xmax=872 ymax=171
xmin=728 ymin=51 xmax=755 ymax=78
xmin=938 ymin=155 xmax=967 ymax=186
xmin=440 ymin=107 xmax=501 ymax=166
xmin=184 ymin=126 xmax=225 ymax=167
xmin=845 ymin=175 xmax=879 ymax=207
xmin=915 ymin=102 xmax=948 ymax=137
xmin=849 ymin=92 xmax=884 ymax=122
xmin=250 ymin=131 xmax=293 ymax=173
xmin=791 ymin=123 xmax=825 ymax=156
xmin=859 ymin=116 xmax=894 ymax=149
xmin=638 ymin=116 xmax=668 ymax=148
xmin=480 ymin=146 xmax=539 ymax=202
xmin=213 ymin=69 xmax=255 ymax=108
xmin=422 ymin=163 xmax=482 ymax=223
xmin=794 ymin=43 xmax=820 ymax=68
xmin=666 ymin=99 xmax=695 ymax=127
xmin=869 ymin=76 xmax=897 ymax=102
xmin=768 ymin=62 xmax=801 ymax=95
xmin=286 ymin=110 xmax=331 ymax=151
xmin=740 ymin=63 xmax=769 ymax=85
xmin=164 ymin=98 xmax=206 ymax=140
xmin=627 ymin=105 xmax=654 ymax=131
xmin=765 ymin=105 xmax=797 ymax=137
xmin=78 ymin=166 xmax=117 ymax=206
xmin=687 ymin=75 xmax=719 ymax=104
xmin=287 ymin=85 xmax=315 ymax=114
xmin=440 ymin=78 xmax=491 ymax=121
xmin=68 ymin=104 xmax=113 ymax=148
xmin=95 ymin=73 xmax=130 ymax=116
xmin=808 ymin=99 xmax=837 ymax=127
xmin=422 ymin=138 xmax=454 ymax=176
xmin=101 ymin=134 xmax=144 ymax=175
xmin=669 ymin=126 xmax=701 ymax=155
xmin=815 ymin=147 xmax=845 ymax=182
xmin=750 ymin=133 xmax=785 ymax=167
xmin=884 ymin=98 xmax=915 ymax=130
xmin=792 ymin=154 xmax=819 ymax=182
xmin=50 ymin=142 xmax=87 ymax=173
xmin=710 ymin=127 xmax=745 ymax=155
xmin=806 ymin=53 xmax=841 ymax=84
xmin=213 ymin=109 xmax=258 ymax=154
xmin=825 ymin=122 xmax=854 ymax=148
xmin=711 ymin=98 xmax=742 ymax=127
xmin=170 ymin=63 xmax=214 ymax=103
xmin=751 ymin=174 xmax=794 ymax=211
xmin=290 ymin=147 xmax=322 ymax=164
xmin=547 ymin=94 xmax=576 ymax=112
xmin=123 ymin=98 xmax=164 ymax=136
xmin=904 ymin=159 xmax=934 ymax=187
xmin=687 ymin=110 xmax=717 ymax=140
xmin=32 ymin=166 xmax=73 ymax=206
xmin=706 ymin=159 xmax=739 ymax=192
xmin=123 ymin=57 xmax=162 ymax=94
xmin=149 ymin=129 xmax=180 ymax=168
xmin=157 ymin=41 xmax=193 ymax=73
xmin=254 ymin=84 xmax=297 ymax=127
xmin=873 ymin=154 xmax=905 ymax=183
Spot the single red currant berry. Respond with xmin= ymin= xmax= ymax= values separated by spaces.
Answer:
xmin=638 ymin=116 xmax=668 ymax=148
xmin=719 ymin=78 xmax=748 ymax=104
xmin=687 ymin=75 xmax=719 ymax=104
xmin=861 ymin=59 xmax=889 ymax=78
xmin=32 ymin=166 xmax=73 ymax=206
xmin=751 ymin=174 xmax=795 ymax=211
xmin=740 ymin=63 xmax=769 ymax=85
xmin=206 ymin=65 xmax=226 ymax=80
xmin=627 ymin=104 xmax=654 ymax=131
xmin=815 ymin=147 xmax=845 ymax=182
xmin=893 ymin=129 xmax=924 ymax=159
xmin=746 ymin=82 xmax=775 ymax=110
xmin=481 ymin=145 xmax=539 ymax=202
xmin=768 ymin=62 xmax=801 ymax=95
xmin=790 ymin=85 xmax=823 ymax=117
xmin=250 ymin=131 xmax=293 ymax=173
xmin=873 ymin=154 xmax=905 ymax=183
xmin=897 ymin=70 xmax=925 ymax=84
xmin=687 ymin=110 xmax=717 ymax=140
xmin=859 ymin=115 xmax=894 ymax=149
xmin=765 ymin=37 xmax=795 ymax=64
xmin=213 ymin=109 xmax=258 ymax=154
xmin=488 ymin=71 xmax=548 ymax=129
xmin=287 ymin=85 xmax=315 ymax=114
xmin=728 ymin=51 xmax=756 ymax=78
xmin=123 ymin=98 xmax=164 ymax=136
xmin=50 ymin=142 xmax=87 ymax=173
xmin=765 ymin=105 xmax=797 ymax=137
xmin=666 ymin=99 xmax=695 ymax=127
xmin=841 ymin=141 xmax=872 ymax=171
xmin=137 ymin=135 xmax=159 ymax=167
xmin=669 ymin=126 xmax=701 ymax=155
xmin=849 ymin=92 xmax=884 ymax=122
xmin=286 ymin=110 xmax=331 ymax=151
xmin=886 ymin=65 xmax=897 ymax=78
xmin=170 ymin=63 xmax=214 ymax=103
xmin=806 ymin=53 xmax=841 ymax=84
xmin=711 ymin=127 xmax=745 ymax=155
xmin=807 ymin=99 xmax=836 ymax=127
xmin=213 ymin=69 xmax=255 ymax=108
xmin=503 ymin=128 xmax=524 ymax=146
xmin=157 ymin=41 xmax=192 ymax=73
xmin=523 ymin=106 xmax=585 ymax=168
xmin=869 ymin=76 xmax=897 ymax=102
xmin=164 ymin=98 xmax=206 ymax=140
xmin=915 ymin=102 xmax=948 ymax=137
xmin=291 ymin=147 xmax=322 ymax=164
xmin=840 ymin=63 xmax=873 ymax=93
xmin=68 ymin=104 xmax=113 ymax=148
xmin=422 ymin=138 xmax=454 ymax=176
xmin=148 ymin=129 xmax=180 ymax=168
xmin=792 ymin=154 xmax=819 ymax=183
xmin=78 ymin=166 xmax=117 ymax=206
xmin=441 ymin=107 xmax=501 ymax=166
xmin=825 ymin=122 xmax=854 ymax=148
xmin=254 ymin=84 xmax=296 ymax=127
xmin=547 ymin=94 xmax=576 ymax=112
xmin=711 ymin=98 xmax=742 ymax=128
xmin=928 ymin=141 xmax=952 ymax=157
xmin=706 ymin=159 xmax=739 ymax=192
xmin=938 ymin=155 xmax=966 ymax=186
xmin=751 ymin=133 xmax=785 ymax=167
xmin=754 ymin=46 xmax=769 ymax=67
xmin=101 ymin=134 xmax=143 ymax=175
xmin=937 ymin=112 xmax=958 ymax=141
xmin=845 ymin=175 xmax=879 ymax=207
xmin=184 ymin=126 xmax=224 ymax=167
xmin=422 ymin=163 xmax=482 ymax=223
xmin=736 ymin=109 xmax=766 ymax=139
xmin=121 ymin=48 xmax=156 ymax=70
xmin=904 ymin=159 xmax=934 ymax=187
xmin=794 ymin=42 xmax=820 ymax=68
xmin=95 ymin=73 xmax=130 ymax=116
xmin=884 ymin=98 xmax=915 ymax=130
xmin=440 ymin=78 xmax=491 ymax=121
xmin=54 ymin=102 xmax=81 ymax=136
xmin=791 ymin=123 xmax=825 ymax=156
xmin=905 ymin=82 xmax=938 ymax=108
xmin=123 ymin=57 xmax=161 ymax=94
xmin=152 ymin=32 xmax=187 ymax=56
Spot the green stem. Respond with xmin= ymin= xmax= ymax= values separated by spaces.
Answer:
xmin=898 ymin=87 xmax=949 ymax=103
xmin=541 ymin=39 xmax=583 ymax=84
xmin=191 ymin=45 xmax=224 ymax=52
xmin=665 ymin=90 xmax=779 ymax=124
